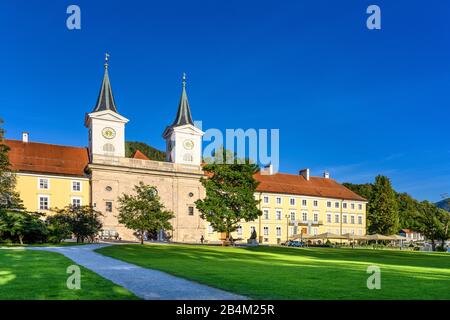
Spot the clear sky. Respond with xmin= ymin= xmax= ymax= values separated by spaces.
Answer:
xmin=0 ymin=1 xmax=449 ymax=202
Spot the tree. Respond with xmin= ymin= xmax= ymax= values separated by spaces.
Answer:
xmin=0 ymin=211 xmax=47 ymax=244
xmin=368 ymin=175 xmax=399 ymax=235
xmin=195 ymin=148 xmax=262 ymax=242
xmin=125 ymin=141 xmax=166 ymax=161
xmin=417 ymin=201 xmax=448 ymax=251
xmin=0 ymin=118 xmax=23 ymax=211
xmin=397 ymin=192 xmax=422 ymax=231
xmin=53 ymin=205 xmax=103 ymax=243
xmin=117 ymin=182 xmax=175 ymax=244
xmin=46 ymin=214 xmax=72 ymax=243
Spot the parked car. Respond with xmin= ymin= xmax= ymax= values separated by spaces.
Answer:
xmin=285 ymin=240 xmax=304 ymax=247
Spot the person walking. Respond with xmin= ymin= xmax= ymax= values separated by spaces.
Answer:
xmin=200 ymin=235 xmax=204 ymax=244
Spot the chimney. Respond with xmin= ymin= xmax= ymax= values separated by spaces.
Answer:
xmin=22 ymin=132 xmax=29 ymax=143
xmin=299 ymin=168 xmax=310 ymax=181
xmin=261 ymin=163 xmax=273 ymax=175
xmin=323 ymin=171 xmax=330 ymax=179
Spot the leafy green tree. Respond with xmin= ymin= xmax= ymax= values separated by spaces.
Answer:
xmin=125 ymin=141 xmax=166 ymax=161
xmin=0 ymin=211 xmax=47 ymax=244
xmin=397 ymin=193 xmax=422 ymax=231
xmin=195 ymin=148 xmax=262 ymax=242
xmin=368 ymin=175 xmax=399 ymax=235
xmin=342 ymin=182 xmax=373 ymax=201
xmin=0 ymin=119 xmax=23 ymax=211
xmin=417 ymin=201 xmax=448 ymax=251
xmin=53 ymin=205 xmax=103 ymax=243
xmin=117 ymin=182 xmax=175 ymax=244
xmin=46 ymin=214 xmax=72 ymax=243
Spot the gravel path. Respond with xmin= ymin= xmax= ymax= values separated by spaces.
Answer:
xmin=28 ymin=244 xmax=246 ymax=300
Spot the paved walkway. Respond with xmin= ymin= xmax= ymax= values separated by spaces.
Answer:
xmin=28 ymin=244 xmax=246 ymax=300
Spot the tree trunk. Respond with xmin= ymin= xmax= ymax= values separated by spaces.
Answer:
xmin=141 ymin=230 xmax=144 ymax=245
xmin=431 ymin=239 xmax=436 ymax=251
xmin=19 ymin=235 xmax=23 ymax=245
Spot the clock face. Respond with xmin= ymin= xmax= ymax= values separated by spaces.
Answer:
xmin=102 ymin=127 xmax=116 ymax=139
xmin=183 ymin=139 xmax=194 ymax=150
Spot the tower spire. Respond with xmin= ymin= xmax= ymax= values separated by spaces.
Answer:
xmin=170 ymin=72 xmax=194 ymax=127
xmin=92 ymin=53 xmax=118 ymax=113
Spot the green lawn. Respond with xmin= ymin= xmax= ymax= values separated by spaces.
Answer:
xmin=0 ymin=249 xmax=139 ymax=300
xmin=96 ymin=244 xmax=450 ymax=300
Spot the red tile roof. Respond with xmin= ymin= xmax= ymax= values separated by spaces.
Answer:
xmin=3 ymin=139 xmax=89 ymax=177
xmin=254 ymin=172 xmax=366 ymax=201
xmin=132 ymin=150 xmax=150 ymax=160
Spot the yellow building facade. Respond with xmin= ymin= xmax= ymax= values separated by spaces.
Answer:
xmin=15 ymin=173 xmax=90 ymax=214
xmin=205 ymin=169 xmax=367 ymax=245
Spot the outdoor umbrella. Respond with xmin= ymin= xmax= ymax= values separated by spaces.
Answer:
xmin=313 ymin=232 xmax=347 ymax=240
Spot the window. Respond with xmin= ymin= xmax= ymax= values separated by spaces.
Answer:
xmin=335 ymin=214 xmax=339 ymax=223
xmin=313 ymin=200 xmax=318 ymax=207
xmin=343 ymin=229 xmax=347 ymax=235
xmin=358 ymin=229 xmax=363 ymax=236
xmin=237 ymin=226 xmax=243 ymax=236
xmin=263 ymin=227 xmax=269 ymax=236
xmin=326 ymin=214 xmax=331 ymax=223
xmin=276 ymin=227 xmax=282 ymax=237
xmin=276 ymin=197 xmax=282 ymax=204
xmin=351 ymin=203 xmax=355 ymax=210
xmin=263 ymin=196 xmax=269 ymax=204
xmin=103 ymin=143 xmax=115 ymax=152
xmin=72 ymin=181 xmax=81 ymax=192
xmin=358 ymin=215 xmax=363 ymax=225
xmin=39 ymin=196 xmax=49 ymax=210
xmin=350 ymin=215 xmax=355 ymax=224
xmin=39 ymin=178 xmax=49 ymax=190
xmin=335 ymin=202 xmax=339 ymax=208
xmin=188 ymin=206 xmax=194 ymax=215
xmin=313 ymin=213 xmax=318 ymax=223
xmin=263 ymin=209 xmax=269 ymax=220
xmin=105 ymin=201 xmax=113 ymax=212
xmin=290 ymin=198 xmax=295 ymax=206
xmin=327 ymin=201 xmax=331 ymax=208
xmin=183 ymin=153 xmax=193 ymax=162
xmin=276 ymin=210 xmax=282 ymax=220
xmin=343 ymin=215 xmax=348 ymax=224
xmin=358 ymin=204 xmax=363 ymax=210
xmin=313 ymin=228 xmax=318 ymax=235
xmin=72 ymin=198 xmax=81 ymax=207
xmin=302 ymin=212 xmax=308 ymax=222
xmin=208 ymin=224 xmax=214 ymax=234
xmin=290 ymin=212 xmax=295 ymax=221
xmin=343 ymin=203 xmax=347 ymax=209
xmin=302 ymin=199 xmax=307 ymax=206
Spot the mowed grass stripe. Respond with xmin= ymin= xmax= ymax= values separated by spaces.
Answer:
xmin=96 ymin=244 xmax=450 ymax=300
xmin=0 ymin=249 xmax=139 ymax=300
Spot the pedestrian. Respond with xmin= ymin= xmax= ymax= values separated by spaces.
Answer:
xmin=200 ymin=235 xmax=204 ymax=244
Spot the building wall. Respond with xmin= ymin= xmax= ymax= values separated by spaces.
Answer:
xmin=205 ymin=192 xmax=367 ymax=244
xmin=89 ymin=155 xmax=206 ymax=242
xmin=15 ymin=172 xmax=90 ymax=213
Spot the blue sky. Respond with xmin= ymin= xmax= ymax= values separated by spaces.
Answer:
xmin=0 ymin=1 xmax=449 ymax=202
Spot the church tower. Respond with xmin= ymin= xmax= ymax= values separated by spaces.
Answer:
xmin=162 ymin=73 xmax=204 ymax=166
xmin=85 ymin=54 xmax=129 ymax=158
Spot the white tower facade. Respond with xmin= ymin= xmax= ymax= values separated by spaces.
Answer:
xmin=163 ymin=73 xmax=204 ymax=166
xmin=85 ymin=55 xmax=129 ymax=158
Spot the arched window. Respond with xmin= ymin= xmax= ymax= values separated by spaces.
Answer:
xmin=183 ymin=153 xmax=193 ymax=162
xmin=103 ymin=143 xmax=115 ymax=153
